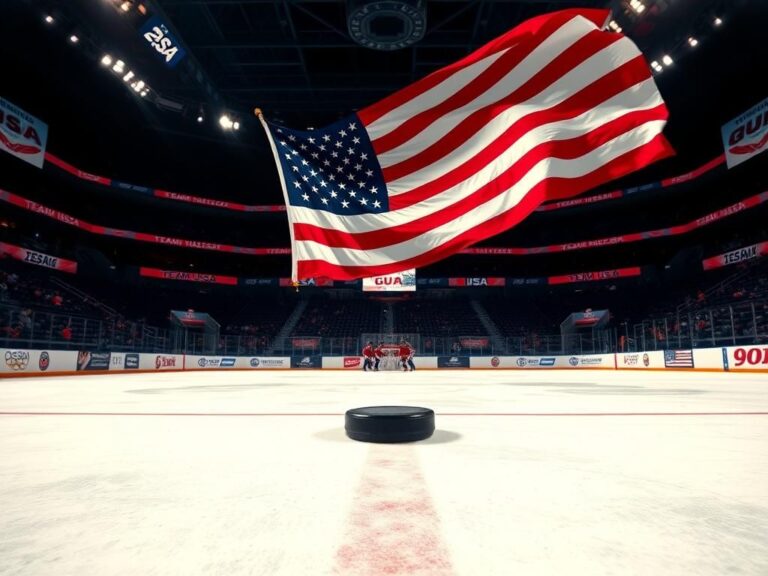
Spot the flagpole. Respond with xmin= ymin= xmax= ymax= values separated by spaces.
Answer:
xmin=254 ymin=108 xmax=299 ymax=284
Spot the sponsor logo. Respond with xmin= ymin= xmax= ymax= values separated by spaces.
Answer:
xmin=198 ymin=358 xmax=222 ymax=368
xmin=250 ymin=358 xmax=260 ymax=367
xmin=220 ymin=358 xmax=236 ymax=367
xmin=5 ymin=350 xmax=30 ymax=371
xmin=540 ymin=357 xmax=556 ymax=367
xmin=732 ymin=347 xmax=768 ymax=367
xmin=155 ymin=355 xmax=177 ymax=369
xmin=491 ymin=357 xmax=500 ymax=368
xmin=344 ymin=357 xmax=362 ymax=368
xmin=38 ymin=351 xmax=50 ymax=371
xmin=516 ymin=358 xmax=527 ymax=367
xmin=300 ymin=357 xmax=312 ymax=366
xmin=623 ymin=354 xmax=639 ymax=366
xmin=642 ymin=353 xmax=650 ymax=367
xmin=125 ymin=353 xmax=139 ymax=369
xmin=579 ymin=357 xmax=604 ymax=366
xmin=569 ymin=357 xmax=579 ymax=366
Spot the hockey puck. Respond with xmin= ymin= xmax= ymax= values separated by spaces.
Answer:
xmin=345 ymin=406 xmax=435 ymax=443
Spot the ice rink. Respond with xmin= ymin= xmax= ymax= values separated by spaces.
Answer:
xmin=1 ymin=369 xmax=767 ymax=576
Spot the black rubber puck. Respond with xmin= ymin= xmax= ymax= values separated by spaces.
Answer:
xmin=345 ymin=406 xmax=435 ymax=443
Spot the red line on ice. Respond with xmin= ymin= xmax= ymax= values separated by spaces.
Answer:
xmin=334 ymin=444 xmax=454 ymax=575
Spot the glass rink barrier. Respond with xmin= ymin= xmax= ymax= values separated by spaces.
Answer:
xmin=2 ymin=299 xmax=767 ymax=357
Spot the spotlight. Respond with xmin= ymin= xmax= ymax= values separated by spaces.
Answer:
xmin=233 ymin=121 xmax=240 ymax=131
xmin=197 ymin=115 xmax=204 ymax=123
xmin=138 ymin=4 xmax=147 ymax=15
xmin=662 ymin=54 xmax=673 ymax=66
xmin=687 ymin=36 xmax=698 ymax=47
xmin=650 ymin=61 xmax=663 ymax=73
xmin=69 ymin=34 xmax=79 ymax=44
xmin=120 ymin=1 xmax=132 ymax=12
xmin=140 ymin=89 xmax=149 ymax=98
xmin=133 ymin=80 xmax=145 ymax=92
xmin=44 ymin=15 xmax=55 ymax=24
xmin=629 ymin=0 xmax=645 ymax=14
xmin=219 ymin=114 xmax=234 ymax=130
xmin=123 ymin=70 xmax=135 ymax=82
xmin=608 ymin=20 xmax=623 ymax=33
xmin=713 ymin=16 xmax=723 ymax=27
xmin=101 ymin=54 xmax=113 ymax=66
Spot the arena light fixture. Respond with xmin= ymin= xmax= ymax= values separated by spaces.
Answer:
xmin=44 ymin=15 xmax=55 ymax=24
xmin=197 ymin=115 xmax=204 ymax=123
xmin=687 ymin=36 xmax=698 ymax=47
xmin=120 ymin=1 xmax=132 ymax=12
xmin=123 ymin=70 xmax=135 ymax=82
xmin=132 ymin=80 xmax=146 ymax=93
xmin=140 ymin=89 xmax=149 ymax=98
xmin=713 ymin=16 xmax=723 ymax=27
xmin=608 ymin=20 xmax=622 ymax=33
xmin=112 ymin=59 xmax=125 ymax=73
xmin=650 ymin=60 xmax=663 ymax=73
xmin=101 ymin=54 xmax=113 ymax=66
xmin=219 ymin=114 xmax=234 ymax=130
xmin=69 ymin=34 xmax=79 ymax=44
xmin=662 ymin=54 xmax=673 ymax=66
xmin=233 ymin=121 xmax=240 ymax=131
xmin=629 ymin=0 xmax=645 ymax=15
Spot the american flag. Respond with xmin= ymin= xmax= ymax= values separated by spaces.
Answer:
xmin=664 ymin=349 xmax=694 ymax=368
xmin=259 ymin=8 xmax=673 ymax=281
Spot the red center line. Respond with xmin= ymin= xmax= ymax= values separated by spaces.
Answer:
xmin=0 ymin=411 xmax=767 ymax=417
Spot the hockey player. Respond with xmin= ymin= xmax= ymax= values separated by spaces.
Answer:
xmin=398 ymin=340 xmax=416 ymax=372
xmin=362 ymin=341 xmax=375 ymax=371
xmin=373 ymin=342 xmax=385 ymax=371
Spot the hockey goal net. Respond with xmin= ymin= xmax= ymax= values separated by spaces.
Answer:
xmin=361 ymin=333 xmax=419 ymax=372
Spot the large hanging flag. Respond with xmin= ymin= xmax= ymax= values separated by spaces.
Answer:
xmin=258 ymin=8 xmax=673 ymax=281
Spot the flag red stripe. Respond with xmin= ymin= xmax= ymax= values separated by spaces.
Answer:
xmin=297 ymin=134 xmax=673 ymax=279
xmin=373 ymin=29 xmax=620 ymax=158
xmin=357 ymin=9 xmax=609 ymax=127
xmin=387 ymin=56 xmax=657 ymax=209
xmin=295 ymin=107 xmax=668 ymax=250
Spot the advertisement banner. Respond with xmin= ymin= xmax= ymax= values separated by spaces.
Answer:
xmin=240 ymin=357 xmax=290 ymax=369
xmin=141 ymin=354 xmax=182 ymax=371
xmin=722 ymin=346 xmax=768 ymax=371
xmin=702 ymin=241 xmax=768 ymax=271
xmin=279 ymin=278 xmax=334 ymax=287
xmin=186 ymin=356 xmax=238 ymax=369
xmin=448 ymin=277 xmax=505 ymax=287
xmin=459 ymin=338 xmax=489 ymax=349
xmin=0 ymin=241 xmax=77 ymax=274
xmin=140 ymin=17 xmax=187 ymax=68
xmin=292 ymin=355 xmax=322 ymax=368
xmin=76 ymin=351 xmax=111 ymax=371
xmin=437 ymin=356 xmax=470 ymax=368
xmin=1 ymin=349 xmax=77 ymax=373
xmin=548 ymin=267 xmax=641 ymax=285
xmin=292 ymin=338 xmax=320 ymax=349
xmin=615 ymin=351 xmax=666 ymax=369
xmin=363 ymin=269 xmax=416 ymax=292
xmin=0 ymin=97 xmax=48 ymax=168
xmin=722 ymin=96 xmax=768 ymax=169
xmin=141 ymin=267 xmax=238 ymax=285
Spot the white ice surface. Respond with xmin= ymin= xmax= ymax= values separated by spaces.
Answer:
xmin=1 ymin=369 xmax=767 ymax=575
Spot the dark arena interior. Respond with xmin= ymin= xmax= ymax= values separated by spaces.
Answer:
xmin=1 ymin=1 xmax=768 ymax=575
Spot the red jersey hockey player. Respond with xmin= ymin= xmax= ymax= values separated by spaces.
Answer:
xmin=362 ymin=341 xmax=375 ymax=371
xmin=398 ymin=340 xmax=416 ymax=371
xmin=373 ymin=343 xmax=385 ymax=371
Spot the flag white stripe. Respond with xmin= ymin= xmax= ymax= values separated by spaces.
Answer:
xmin=293 ymin=120 xmax=665 ymax=266
xmin=387 ymin=75 xmax=661 ymax=199
xmin=375 ymin=16 xmax=599 ymax=168
xmin=380 ymin=34 xmax=643 ymax=180
xmin=364 ymin=48 xmax=513 ymax=141
xmin=289 ymin=82 xmax=663 ymax=234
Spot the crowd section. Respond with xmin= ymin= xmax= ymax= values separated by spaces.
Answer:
xmin=2 ymin=256 xmax=767 ymax=355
